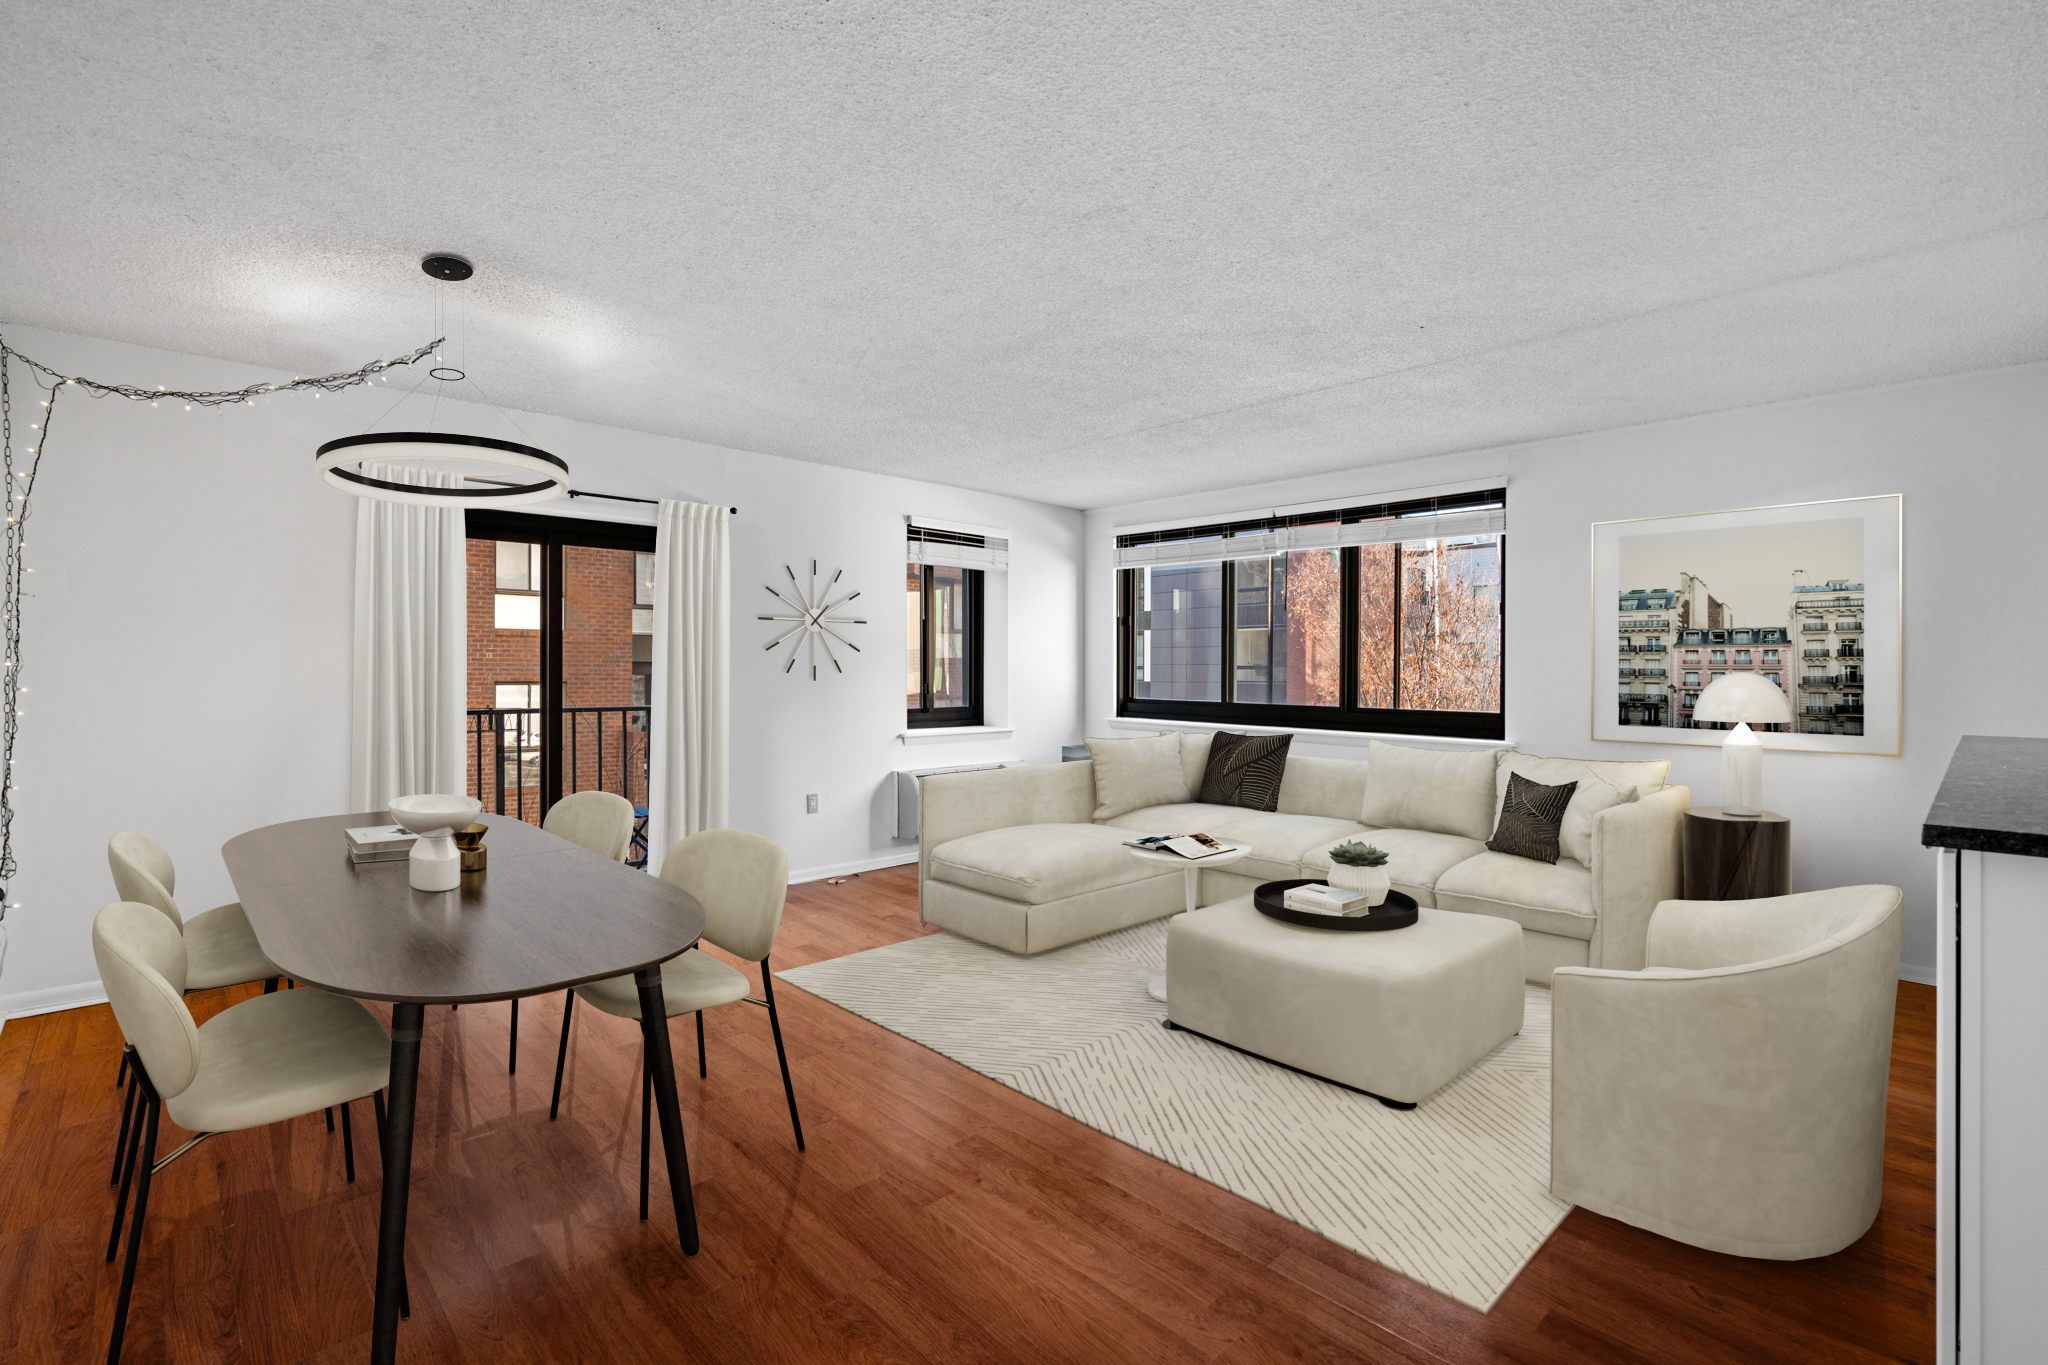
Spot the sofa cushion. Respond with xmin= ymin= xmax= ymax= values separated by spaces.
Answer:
xmin=1485 ymin=772 xmax=1578 ymax=865
xmin=1300 ymin=826 xmax=1484 ymax=908
xmin=929 ymin=824 xmax=1173 ymax=906
xmin=1359 ymin=740 xmax=1499 ymax=841
xmin=1275 ymin=752 xmax=1372 ymax=820
xmin=1198 ymin=731 xmax=1293 ymax=811
xmin=1435 ymin=851 xmax=1596 ymax=941
xmin=1204 ymin=811 xmax=1367 ymax=882
xmin=1086 ymin=733 xmax=1190 ymax=820
xmin=1495 ymin=751 xmax=1668 ymax=865
xmin=1100 ymin=803 xmax=1251 ymax=835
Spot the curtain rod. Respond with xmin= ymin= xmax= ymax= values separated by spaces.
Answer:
xmin=467 ymin=477 xmax=735 ymax=513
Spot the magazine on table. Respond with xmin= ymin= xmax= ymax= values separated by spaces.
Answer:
xmin=1121 ymin=832 xmax=1234 ymax=860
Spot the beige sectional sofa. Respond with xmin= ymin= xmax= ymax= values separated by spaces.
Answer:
xmin=917 ymin=733 xmax=1690 ymax=984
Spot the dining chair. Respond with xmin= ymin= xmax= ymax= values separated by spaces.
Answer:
xmin=495 ymin=792 xmax=638 ymax=1075
xmin=106 ymin=832 xmax=290 ymax=1188
xmin=92 ymin=900 xmax=394 ymax=1364
xmin=548 ymin=828 xmax=804 ymax=1214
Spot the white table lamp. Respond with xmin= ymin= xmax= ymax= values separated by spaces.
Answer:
xmin=1692 ymin=674 xmax=1794 ymax=818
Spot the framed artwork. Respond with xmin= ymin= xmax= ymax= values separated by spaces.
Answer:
xmin=1590 ymin=495 xmax=1901 ymax=755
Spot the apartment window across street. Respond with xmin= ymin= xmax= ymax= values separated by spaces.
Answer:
xmin=906 ymin=525 xmax=992 ymax=727
xmin=1116 ymin=490 xmax=1505 ymax=739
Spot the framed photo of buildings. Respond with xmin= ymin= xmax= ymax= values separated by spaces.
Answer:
xmin=1590 ymin=494 xmax=1901 ymax=755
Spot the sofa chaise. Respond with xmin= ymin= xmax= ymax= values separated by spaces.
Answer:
xmin=917 ymin=733 xmax=1690 ymax=984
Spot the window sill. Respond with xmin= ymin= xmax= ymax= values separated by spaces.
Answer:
xmin=898 ymin=726 xmax=1016 ymax=745
xmin=1103 ymin=717 xmax=1512 ymax=751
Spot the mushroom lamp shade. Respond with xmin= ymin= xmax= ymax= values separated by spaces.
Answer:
xmin=1693 ymin=673 xmax=1795 ymax=818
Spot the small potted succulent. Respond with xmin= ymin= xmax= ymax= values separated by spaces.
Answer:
xmin=1325 ymin=840 xmax=1392 ymax=906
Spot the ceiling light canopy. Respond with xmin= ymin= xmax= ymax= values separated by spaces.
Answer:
xmin=315 ymin=431 xmax=569 ymax=507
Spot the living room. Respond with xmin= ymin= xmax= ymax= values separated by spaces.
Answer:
xmin=1 ymin=3 xmax=2042 ymax=1362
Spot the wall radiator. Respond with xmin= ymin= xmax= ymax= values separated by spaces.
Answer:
xmin=895 ymin=761 xmax=1017 ymax=840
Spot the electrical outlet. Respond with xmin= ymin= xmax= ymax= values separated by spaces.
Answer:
xmin=805 ymin=793 xmax=820 ymax=814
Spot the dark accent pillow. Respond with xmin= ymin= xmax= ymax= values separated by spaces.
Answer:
xmin=1487 ymin=771 xmax=1578 ymax=864
xmin=1199 ymin=731 xmax=1293 ymax=811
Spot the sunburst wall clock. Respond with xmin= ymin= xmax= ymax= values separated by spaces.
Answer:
xmin=760 ymin=560 xmax=867 ymax=679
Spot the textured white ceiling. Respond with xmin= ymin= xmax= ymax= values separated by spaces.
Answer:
xmin=3 ymin=1 xmax=2044 ymax=508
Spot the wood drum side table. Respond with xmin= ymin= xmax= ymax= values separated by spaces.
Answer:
xmin=1682 ymin=805 xmax=1791 ymax=900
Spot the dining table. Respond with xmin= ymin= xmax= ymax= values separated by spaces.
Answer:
xmin=222 ymin=811 xmax=708 ymax=1365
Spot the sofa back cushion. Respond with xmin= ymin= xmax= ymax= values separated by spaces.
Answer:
xmin=1276 ymin=753 xmax=1372 ymax=819
xmin=1358 ymin=740 xmax=1500 ymax=841
xmin=1085 ymin=733 xmax=1191 ymax=821
xmin=1495 ymin=751 xmax=1670 ymax=865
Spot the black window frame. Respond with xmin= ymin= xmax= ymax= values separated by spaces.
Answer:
xmin=1115 ymin=490 xmax=1506 ymax=741
xmin=906 ymin=547 xmax=987 ymax=730
xmin=469 ymin=509 xmax=657 ymax=817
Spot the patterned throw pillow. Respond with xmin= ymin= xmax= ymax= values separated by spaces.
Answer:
xmin=1198 ymin=731 xmax=1293 ymax=811
xmin=1486 ymin=771 xmax=1579 ymax=864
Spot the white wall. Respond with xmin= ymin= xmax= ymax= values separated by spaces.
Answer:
xmin=1085 ymin=361 xmax=2048 ymax=981
xmin=0 ymin=325 xmax=1082 ymax=1016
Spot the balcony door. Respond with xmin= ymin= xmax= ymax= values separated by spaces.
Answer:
xmin=467 ymin=510 xmax=657 ymax=864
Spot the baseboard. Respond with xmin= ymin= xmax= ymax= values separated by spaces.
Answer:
xmin=790 ymin=849 xmax=920 ymax=886
xmin=1899 ymin=962 xmax=1935 ymax=987
xmin=2 ymin=979 xmax=107 ymax=1023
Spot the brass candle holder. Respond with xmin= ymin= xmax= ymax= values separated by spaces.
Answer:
xmin=453 ymin=823 xmax=489 ymax=872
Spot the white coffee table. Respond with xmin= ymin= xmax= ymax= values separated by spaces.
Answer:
xmin=1126 ymin=839 xmax=1250 ymax=1002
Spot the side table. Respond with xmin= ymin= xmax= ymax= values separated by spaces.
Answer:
xmin=1126 ymin=839 xmax=1250 ymax=1002
xmin=1682 ymin=805 xmax=1791 ymax=900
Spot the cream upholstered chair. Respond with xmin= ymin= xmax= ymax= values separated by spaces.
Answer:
xmin=1551 ymin=884 xmax=1904 ymax=1260
xmin=92 ymin=901 xmax=393 ymax=1363
xmin=549 ymin=828 xmax=804 ymax=1213
xmin=494 ymin=792 xmax=639 ymax=1074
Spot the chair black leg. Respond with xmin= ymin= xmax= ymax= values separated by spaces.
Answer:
xmin=760 ymin=957 xmax=805 ymax=1152
xmin=369 ymin=1090 xmax=411 ymax=1322
xmin=639 ymin=1050 xmax=652 ymax=1221
xmin=548 ymin=989 xmax=575 ymax=1121
xmin=509 ymin=996 xmax=519 ymax=1075
xmin=115 ymin=1047 xmax=129 ymax=1088
xmin=105 ymin=1084 xmax=147 ymax=1262
xmin=325 ymin=1106 xmax=334 ymax=1132
xmin=696 ymin=1011 xmax=706 ymax=1078
xmin=110 ymin=1066 xmax=138 ymax=1186
xmin=106 ymin=1089 xmax=159 ymax=1365
xmin=264 ymin=976 xmax=279 ymax=994
xmin=340 ymin=1101 xmax=356 ymax=1183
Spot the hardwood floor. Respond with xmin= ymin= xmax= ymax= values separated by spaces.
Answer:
xmin=0 ymin=863 xmax=1934 ymax=1363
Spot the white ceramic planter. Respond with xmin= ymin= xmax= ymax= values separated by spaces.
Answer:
xmin=1327 ymin=861 xmax=1391 ymax=906
xmin=388 ymin=793 xmax=484 ymax=892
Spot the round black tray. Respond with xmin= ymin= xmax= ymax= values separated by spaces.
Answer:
xmin=1254 ymin=879 xmax=1419 ymax=931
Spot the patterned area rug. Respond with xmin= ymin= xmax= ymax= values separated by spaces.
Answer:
xmin=777 ymin=920 xmax=1570 ymax=1311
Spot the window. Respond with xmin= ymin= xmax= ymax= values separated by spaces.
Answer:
xmin=632 ymin=551 xmax=655 ymax=637
xmin=1735 ymin=650 xmax=1750 ymax=664
xmin=906 ymin=554 xmax=985 ymax=728
xmin=1117 ymin=491 xmax=1504 ymax=739
xmin=1764 ymin=649 xmax=1779 ymax=664
xmin=1710 ymin=650 xmax=1727 ymax=665
xmin=1684 ymin=671 xmax=1700 ymax=686
xmin=495 ymin=541 xmax=542 ymax=630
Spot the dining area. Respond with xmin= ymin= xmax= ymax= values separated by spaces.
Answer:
xmin=80 ymin=793 xmax=807 ymax=1364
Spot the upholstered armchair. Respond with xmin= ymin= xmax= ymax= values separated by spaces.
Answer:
xmin=1550 ymin=884 xmax=1904 ymax=1260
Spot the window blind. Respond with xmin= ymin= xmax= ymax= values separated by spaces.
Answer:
xmin=1113 ymin=493 xmax=1505 ymax=570
xmin=907 ymin=518 xmax=1009 ymax=572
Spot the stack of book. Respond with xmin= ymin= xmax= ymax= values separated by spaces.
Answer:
xmin=346 ymin=824 xmax=417 ymax=866
xmin=1281 ymin=882 xmax=1375 ymax=917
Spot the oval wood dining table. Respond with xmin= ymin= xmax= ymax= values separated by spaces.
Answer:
xmin=223 ymin=811 xmax=707 ymax=1365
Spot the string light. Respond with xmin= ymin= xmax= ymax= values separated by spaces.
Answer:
xmin=0 ymin=330 xmax=440 ymax=941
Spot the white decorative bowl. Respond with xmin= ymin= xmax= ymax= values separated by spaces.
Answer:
xmin=387 ymin=793 xmax=484 ymax=838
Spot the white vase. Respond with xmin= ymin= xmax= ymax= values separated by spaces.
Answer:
xmin=1328 ymin=862 xmax=1391 ymax=906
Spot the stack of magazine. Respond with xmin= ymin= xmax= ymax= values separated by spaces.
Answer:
xmin=346 ymin=824 xmax=417 ymax=866
xmin=1281 ymin=882 xmax=1375 ymax=917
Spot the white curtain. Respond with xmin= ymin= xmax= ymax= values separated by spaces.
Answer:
xmin=648 ymin=500 xmax=731 ymax=857
xmin=350 ymin=465 xmax=467 ymax=812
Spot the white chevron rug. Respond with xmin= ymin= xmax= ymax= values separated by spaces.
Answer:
xmin=778 ymin=919 xmax=1570 ymax=1311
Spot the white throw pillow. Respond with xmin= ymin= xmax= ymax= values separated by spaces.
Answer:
xmin=1085 ymin=733 xmax=1192 ymax=821
xmin=1559 ymin=782 xmax=1638 ymax=865
xmin=1358 ymin=740 xmax=1500 ymax=841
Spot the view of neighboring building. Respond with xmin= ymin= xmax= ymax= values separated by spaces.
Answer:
xmin=1617 ymin=585 xmax=1792 ymax=729
xmin=1790 ymin=576 xmax=1866 ymax=736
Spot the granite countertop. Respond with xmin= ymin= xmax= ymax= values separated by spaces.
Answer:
xmin=1922 ymin=735 xmax=2048 ymax=859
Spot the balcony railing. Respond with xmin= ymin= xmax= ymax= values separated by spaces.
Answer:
xmin=467 ymin=705 xmax=653 ymax=867
xmin=1837 ymin=621 xmax=1863 ymax=633
xmin=1619 ymin=618 xmax=1670 ymax=632
xmin=1801 ymin=674 xmax=1840 ymax=687
xmin=1838 ymin=646 xmax=1864 ymax=658
xmin=1801 ymin=623 xmax=1830 ymax=632
xmin=1803 ymin=649 xmax=1832 ymax=659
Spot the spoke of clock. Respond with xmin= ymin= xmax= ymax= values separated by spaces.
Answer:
xmin=766 ymin=584 xmax=807 ymax=614
xmin=817 ymin=622 xmax=863 ymax=652
xmin=817 ymin=589 xmax=862 ymax=615
xmin=757 ymin=614 xmax=804 ymax=623
xmin=763 ymin=623 xmax=808 ymax=650
xmin=818 ymin=633 xmax=843 ymax=673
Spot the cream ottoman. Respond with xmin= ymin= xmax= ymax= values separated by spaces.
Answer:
xmin=1165 ymin=896 xmax=1524 ymax=1107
